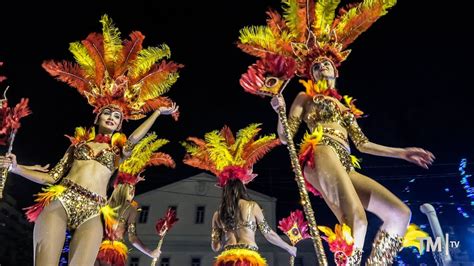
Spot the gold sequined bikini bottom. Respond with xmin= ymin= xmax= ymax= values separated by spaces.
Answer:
xmin=57 ymin=179 xmax=107 ymax=230
xmin=298 ymin=132 xmax=354 ymax=196
xmin=318 ymin=136 xmax=354 ymax=173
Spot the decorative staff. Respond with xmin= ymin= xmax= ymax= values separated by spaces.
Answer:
xmin=0 ymin=63 xmax=32 ymax=199
xmin=240 ymin=54 xmax=327 ymax=264
xmin=151 ymin=208 xmax=179 ymax=266
xmin=278 ymin=209 xmax=311 ymax=266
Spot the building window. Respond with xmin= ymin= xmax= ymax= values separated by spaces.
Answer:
xmin=138 ymin=206 xmax=149 ymax=223
xmin=130 ymin=257 xmax=140 ymax=266
xmin=294 ymin=257 xmax=304 ymax=266
xmin=191 ymin=257 xmax=201 ymax=266
xmin=168 ymin=205 xmax=177 ymax=215
xmin=195 ymin=206 xmax=205 ymax=224
xmin=160 ymin=257 xmax=170 ymax=266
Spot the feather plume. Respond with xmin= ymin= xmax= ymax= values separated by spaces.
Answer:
xmin=205 ymin=130 xmax=234 ymax=170
xmin=266 ymin=9 xmax=287 ymax=36
xmin=69 ymin=42 xmax=96 ymax=78
xmin=147 ymin=152 xmax=176 ymax=168
xmin=136 ymin=61 xmax=182 ymax=100
xmin=129 ymin=44 xmax=171 ymax=78
xmin=115 ymin=31 xmax=145 ymax=77
xmin=100 ymin=14 xmax=123 ymax=70
xmin=313 ymin=0 xmax=341 ymax=36
xmin=282 ymin=0 xmax=308 ymax=41
xmin=82 ymin=33 xmax=106 ymax=85
xmin=335 ymin=0 xmax=396 ymax=48
xmin=243 ymin=137 xmax=280 ymax=168
xmin=140 ymin=96 xmax=174 ymax=113
xmin=220 ymin=126 xmax=236 ymax=146
xmin=232 ymin=123 xmax=262 ymax=164
xmin=41 ymin=60 xmax=90 ymax=93
xmin=120 ymin=133 xmax=171 ymax=175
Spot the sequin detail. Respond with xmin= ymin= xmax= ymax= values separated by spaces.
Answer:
xmin=73 ymin=142 xmax=119 ymax=171
xmin=318 ymin=136 xmax=354 ymax=173
xmin=366 ymin=229 xmax=403 ymax=266
xmin=57 ymin=179 xmax=106 ymax=230
xmin=257 ymin=219 xmax=271 ymax=234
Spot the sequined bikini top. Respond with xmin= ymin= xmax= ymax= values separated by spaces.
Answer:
xmin=222 ymin=201 xmax=257 ymax=232
xmin=73 ymin=142 xmax=119 ymax=171
xmin=303 ymin=95 xmax=354 ymax=130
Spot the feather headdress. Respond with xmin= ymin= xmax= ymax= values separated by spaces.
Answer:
xmin=238 ymin=0 xmax=396 ymax=78
xmin=42 ymin=14 xmax=183 ymax=120
xmin=115 ymin=133 xmax=175 ymax=187
xmin=182 ymin=123 xmax=280 ymax=187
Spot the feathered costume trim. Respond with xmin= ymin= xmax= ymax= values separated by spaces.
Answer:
xmin=214 ymin=248 xmax=267 ymax=266
xmin=23 ymin=184 xmax=67 ymax=222
xmin=97 ymin=240 xmax=129 ymax=266
xmin=114 ymin=132 xmax=175 ymax=187
xmin=42 ymin=14 xmax=182 ymax=121
xmin=238 ymin=0 xmax=396 ymax=78
xmin=297 ymin=125 xmax=361 ymax=196
xmin=182 ymin=123 xmax=280 ymax=187
xmin=318 ymin=223 xmax=355 ymax=265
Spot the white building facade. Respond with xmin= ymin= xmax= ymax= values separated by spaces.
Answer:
xmin=128 ymin=173 xmax=317 ymax=266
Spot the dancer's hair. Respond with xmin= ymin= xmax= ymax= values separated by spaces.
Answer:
xmin=219 ymin=178 xmax=252 ymax=230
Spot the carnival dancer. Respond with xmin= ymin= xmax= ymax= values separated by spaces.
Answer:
xmin=237 ymin=0 xmax=434 ymax=264
xmin=182 ymin=123 xmax=297 ymax=265
xmin=95 ymin=133 xmax=175 ymax=266
xmin=0 ymin=14 xmax=181 ymax=265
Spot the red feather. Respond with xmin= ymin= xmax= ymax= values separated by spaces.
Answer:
xmin=114 ymin=31 xmax=145 ymax=77
xmin=183 ymin=154 xmax=219 ymax=176
xmin=336 ymin=3 xmax=384 ymax=48
xmin=42 ymin=60 xmax=90 ymax=93
xmin=82 ymin=32 xmax=106 ymax=85
xmin=243 ymin=138 xmax=281 ymax=168
xmin=155 ymin=208 xmax=179 ymax=237
xmin=147 ymin=152 xmax=176 ymax=168
xmin=236 ymin=43 xmax=269 ymax=58
xmin=266 ymin=9 xmax=287 ymax=36
xmin=134 ymin=61 xmax=183 ymax=89
xmin=220 ymin=126 xmax=236 ymax=146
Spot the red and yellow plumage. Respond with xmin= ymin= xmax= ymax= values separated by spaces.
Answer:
xmin=238 ymin=0 xmax=396 ymax=77
xmin=115 ymin=133 xmax=175 ymax=186
xmin=215 ymin=248 xmax=267 ymax=266
xmin=97 ymin=240 xmax=129 ymax=266
xmin=182 ymin=124 xmax=280 ymax=186
xmin=42 ymin=14 xmax=183 ymax=120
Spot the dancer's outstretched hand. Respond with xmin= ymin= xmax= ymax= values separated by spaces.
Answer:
xmin=158 ymin=102 xmax=179 ymax=115
xmin=401 ymin=147 xmax=435 ymax=169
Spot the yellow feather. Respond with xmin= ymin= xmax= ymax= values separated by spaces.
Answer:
xmin=137 ymin=72 xmax=180 ymax=102
xmin=350 ymin=155 xmax=362 ymax=169
xmin=403 ymin=224 xmax=429 ymax=253
xmin=282 ymin=0 xmax=304 ymax=38
xmin=232 ymin=123 xmax=261 ymax=165
xmin=239 ymin=26 xmax=280 ymax=53
xmin=100 ymin=14 xmax=123 ymax=65
xmin=119 ymin=133 xmax=170 ymax=175
xmin=181 ymin=141 xmax=200 ymax=155
xmin=313 ymin=0 xmax=341 ymax=37
xmin=205 ymin=130 xmax=234 ymax=170
xmin=69 ymin=42 xmax=96 ymax=77
xmin=129 ymin=44 xmax=171 ymax=78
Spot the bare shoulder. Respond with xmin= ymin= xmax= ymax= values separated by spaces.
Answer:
xmin=294 ymin=91 xmax=311 ymax=103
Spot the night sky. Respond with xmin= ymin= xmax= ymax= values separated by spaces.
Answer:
xmin=1 ymin=0 xmax=473 ymax=262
